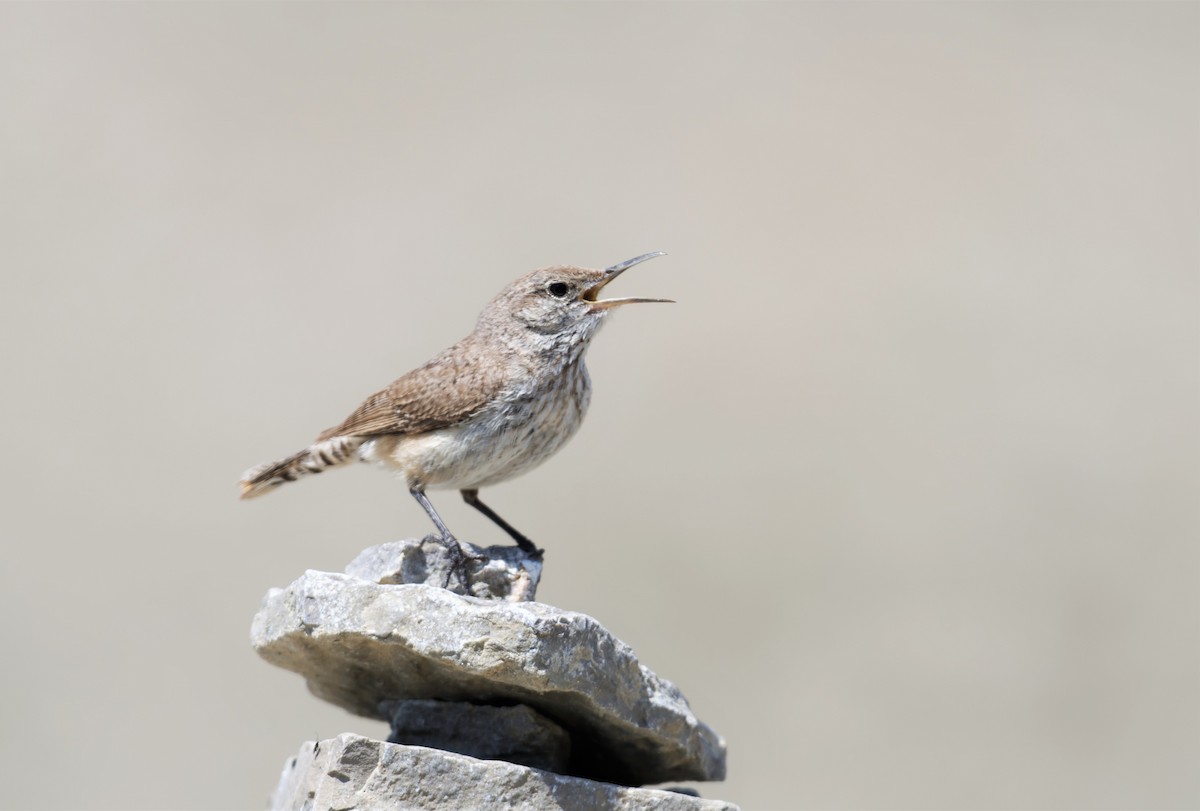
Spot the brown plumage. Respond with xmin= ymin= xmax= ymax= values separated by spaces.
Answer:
xmin=239 ymin=252 xmax=671 ymax=557
xmin=314 ymin=335 xmax=509 ymax=442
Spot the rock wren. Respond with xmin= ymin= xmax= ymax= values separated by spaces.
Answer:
xmin=239 ymin=252 xmax=671 ymax=560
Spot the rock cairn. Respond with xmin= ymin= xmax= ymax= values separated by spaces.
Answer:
xmin=253 ymin=536 xmax=736 ymax=810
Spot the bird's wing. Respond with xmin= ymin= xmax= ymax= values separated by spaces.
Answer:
xmin=316 ymin=338 xmax=509 ymax=441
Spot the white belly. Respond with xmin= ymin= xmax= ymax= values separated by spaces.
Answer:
xmin=359 ymin=364 xmax=591 ymax=491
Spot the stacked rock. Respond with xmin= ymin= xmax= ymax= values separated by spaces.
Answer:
xmin=253 ymin=537 xmax=736 ymax=811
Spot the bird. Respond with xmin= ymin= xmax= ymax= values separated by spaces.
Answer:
xmin=239 ymin=252 xmax=671 ymax=565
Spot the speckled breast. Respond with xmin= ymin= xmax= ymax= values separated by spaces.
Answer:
xmin=385 ymin=359 xmax=593 ymax=492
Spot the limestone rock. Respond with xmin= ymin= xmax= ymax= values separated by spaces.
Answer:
xmin=381 ymin=699 xmax=570 ymax=773
xmin=345 ymin=536 xmax=542 ymax=602
xmin=252 ymin=571 xmax=726 ymax=786
xmin=271 ymin=734 xmax=739 ymax=811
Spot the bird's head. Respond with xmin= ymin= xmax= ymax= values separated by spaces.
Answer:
xmin=479 ymin=252 xmax=672 ymax=351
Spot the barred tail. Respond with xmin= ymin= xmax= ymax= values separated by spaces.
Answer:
xmin=238 ymin=436 xmax=364 ymax=499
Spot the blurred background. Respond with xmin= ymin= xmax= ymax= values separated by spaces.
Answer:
xmin=1 ymin=3 xmax=1196 ymax=809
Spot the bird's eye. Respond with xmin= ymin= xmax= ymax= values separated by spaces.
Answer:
xmin=547 ymin=282 xmax=570 ymax=298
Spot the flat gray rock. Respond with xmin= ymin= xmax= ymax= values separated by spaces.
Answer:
xmin=271 ymin=734 xmax=739 ymax=811
xmin=346 ymin=536 xmax=542 ymax=602
xmin=252 ymin=571 xmax=726 ymax=786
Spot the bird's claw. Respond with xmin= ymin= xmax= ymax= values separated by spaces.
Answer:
xmin=438 ymin=535 xmax=488 ymax=593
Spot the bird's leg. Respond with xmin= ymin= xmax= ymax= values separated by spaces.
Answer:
xmin=409 ymin=487 xmax=479 ymax=590
xmin=461 ymin=489 xmax=544 ymax=558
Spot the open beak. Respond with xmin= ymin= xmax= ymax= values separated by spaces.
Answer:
xmin=584 ymin=251 xmax=674 ymax=310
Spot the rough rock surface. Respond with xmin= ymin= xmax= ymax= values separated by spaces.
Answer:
xmin=252 ymin=571 xmax=726 ymax=785
xmin=271 ymin=734 xmax=739 ymax=811
xmin=381 ymin=699 xmax=571 ymax=773
xmin=346 ymin=536 xmax=542 ymax=602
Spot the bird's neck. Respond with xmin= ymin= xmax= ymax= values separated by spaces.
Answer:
xmin=531 ymin=332 xmax=591 ymax=378
xmin=481 ymin=324 xmax=593 ymax=377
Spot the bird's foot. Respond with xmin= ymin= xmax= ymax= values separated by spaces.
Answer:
xmin=511 ymin=535 xmax=544 ymax=561
xmin=438 ymin=534 xmax=488 ymax=593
